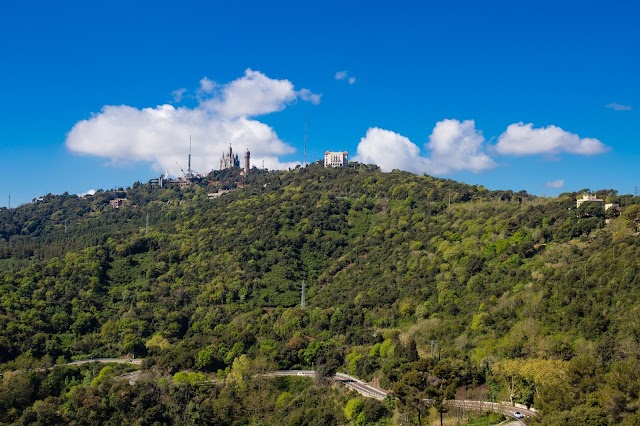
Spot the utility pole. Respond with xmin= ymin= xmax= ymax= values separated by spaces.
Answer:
xmin=145 ymin=214 xmax=149 ymax=235
xmin=301 ymin=280 xmax=306 ymax=309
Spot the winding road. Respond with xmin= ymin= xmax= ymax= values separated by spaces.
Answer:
xmin=67 ymin=358 xmax=142 ymax=366
xmin=270 ymin=370 xmax=535 ymax=419
xmin=19 ymin=358 xmax=535 ymax=419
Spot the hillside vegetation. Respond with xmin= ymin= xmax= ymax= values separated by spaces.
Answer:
xmin=1 ymin=163 xmax=640 ymax=425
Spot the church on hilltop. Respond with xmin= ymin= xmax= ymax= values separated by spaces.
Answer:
xmin=220 ymin=144 xmax=240 ymax=170
xmin=220 ymin=143 xmax=251 ymax=175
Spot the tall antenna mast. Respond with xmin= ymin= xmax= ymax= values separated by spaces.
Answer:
xmin=187 ymin=132 xmax=192 ymax=178
xmin=304 ymin=114 xmax=308 ymax=166
xmin=7 ymin=194 xmax=10 ymax=209
xmin=301 ymin=280 xmax=306 ymax=309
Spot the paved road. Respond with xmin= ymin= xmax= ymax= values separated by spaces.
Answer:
xmin=448 ymin=399 xmax=534 ymax=420
xmin=272 ymin=370 xmax=388 ymax=400
xmin=64 ymin=358 xmax=143 ymax=384
xmin=272 ymin=370 xmax=535 ymax=419
xmin=334 ymin=372 xmax=388 ymax=400
xmin=67 ymin=358 xmax=142 ymax=366
xmin=13 ymin=360 xmax=535 ymax=419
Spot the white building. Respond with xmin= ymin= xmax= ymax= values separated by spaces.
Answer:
xmin=324 ymin=151 xmax=348 ymax=168
xmin=576 ymin=193 xmax=604 ymax=208
xmin=605 ymin=203 xmax=621 ymax=212
xmin=576 ymin=193 xmax=620 ymax=212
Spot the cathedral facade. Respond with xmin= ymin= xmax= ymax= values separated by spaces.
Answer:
xmin=220 ymin=144 xmax=240 ymax=170
xmin=220 ymin=144 xmax=251 ymax=173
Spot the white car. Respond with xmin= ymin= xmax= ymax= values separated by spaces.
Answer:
xmin=513 ymin=411 xmax=525 ymax=419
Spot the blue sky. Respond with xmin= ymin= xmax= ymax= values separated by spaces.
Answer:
xmin=1 ymin=0 xmax=638 ymax=206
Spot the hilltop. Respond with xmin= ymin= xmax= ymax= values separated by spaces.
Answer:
xmin=1 ymin=163 xmax=640 ymax=425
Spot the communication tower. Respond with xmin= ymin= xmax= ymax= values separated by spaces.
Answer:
xmin=304 ymin=114 xmax=308 ymax=167
xmin=187 ymin=133 xmax=192 ymax=178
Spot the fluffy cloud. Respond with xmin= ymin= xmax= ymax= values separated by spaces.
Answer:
xmin=78 ymin=189 xmax=96 ymax=197
xmin=171 ymin=88 xmax=187 ymax=103
xmin=495 ymin=122 xmax=608 ymax=156
xmin=427 ymin=119 xmax=495 ymax=173
xmin=354 ymin=128 xmax=431 ymax=174
xmin=199 ymin=77 xmax=215 ymax=94
xmin=335 ymin=70 xmax=356 ymax=85
xmin=605 ymin=102 xmax=632 ymax=111
xmin=202 ymin=69 xmax=320 ymax=117
xmin=545 ymin=179 xmax=565 ymax=189
xmin=66 ymin=69 xmax=318 ymax=174
xmin=355 ymin=120 xmax=606 ymax=177
xmin=354 ymin=120 xmax=494 ymax=175
xmin=298 ymin=88 xmax=322 ymax=105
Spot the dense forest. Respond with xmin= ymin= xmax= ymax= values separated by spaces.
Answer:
xmin=1 ymin=162 xmax=640 ymax=425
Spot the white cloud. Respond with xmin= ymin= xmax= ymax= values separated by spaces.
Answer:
xmin=335 ymin=71 xmax=348 ymax=80
xmin=496 ymin=122 xmax=608 ymax=156
xmin=605 ymin=102 xmax=632 ymax=111
xmin=202 ymin=69 xmax=319 ymax=118
xmin=171 ymin=88 xmax=187 ymax=103
xmin=354 ymin=128 xmax=431 ymax=174
xmin=355 ymin=120 xmax=606 ymax=177
xmin=545 ymin=179 xmax=565 ymax=189
xmin=199 ymin=77 xmax=215 ymax=94
xmin=335 ymin=70 xmax=356 ymax=85
xmin=78 ymin=189 xmax=96 ymax=197
xmin=298 ymin=88 xmax=322 ymax=105
xmin=354 ymin=120 xmax=494 ymax=175
xmin=427 ymin=119 xmax=495 ymax=173
xmin=66 ymin=70 xmax=318 ymax=175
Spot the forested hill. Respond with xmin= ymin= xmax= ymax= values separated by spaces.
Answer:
xmin=2 ymin=163 xmax=640 ymax=425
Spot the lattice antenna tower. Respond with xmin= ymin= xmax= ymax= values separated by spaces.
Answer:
xmin=304 ymin=114 xmax=308 ymax=166
xmin=187 ymin=131 xmax=192 ymax=178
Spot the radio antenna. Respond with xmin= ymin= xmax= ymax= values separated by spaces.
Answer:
xmin=304 ymin=114 xmax=308 ymax=166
